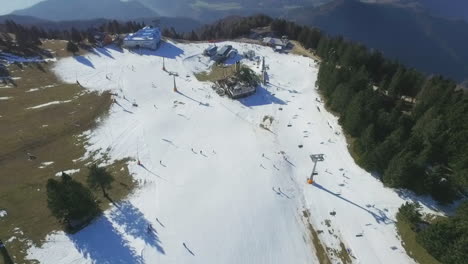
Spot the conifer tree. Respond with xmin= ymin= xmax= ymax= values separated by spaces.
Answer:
xmin=87 ymin=164 xmax=114 ymax=197
xmin=47 ymin=173 xmax=100 ymax=229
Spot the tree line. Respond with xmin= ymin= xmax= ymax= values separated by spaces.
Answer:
xmin=313 ymin=30 xmax=467 ymax=204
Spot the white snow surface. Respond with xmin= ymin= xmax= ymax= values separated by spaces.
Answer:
xmin=26 ymin=42 xmax=421 ymax=264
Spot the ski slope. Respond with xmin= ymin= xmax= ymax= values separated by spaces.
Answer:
xmin=27 ymin=41 xmax=420 ymax=264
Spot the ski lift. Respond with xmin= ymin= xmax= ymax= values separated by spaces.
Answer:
xmin=308 ymin=154 xmax=324 ymax=184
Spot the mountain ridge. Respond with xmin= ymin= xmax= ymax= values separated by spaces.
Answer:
xmin=12 ymin=0 xmax=158 ymax=21
xmin=289 ymin=0 xmax=468 ymax=81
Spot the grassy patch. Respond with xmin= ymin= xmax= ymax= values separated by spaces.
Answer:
xmin=194 ymin=63 xmax=237 ymax=82
xmin=41 ymin=39 xmax=88 ymax=58
xmin=396 ymin=215 xmax=441 ymax=264
xmin=303 ymin=210 xmax=332 ymax=264
xmin=0 ymin=41 xmax=135 ymax=263
xmin=191 ymin=0 xmax=242 ymax=11
xmin=337 ymin=242 xmax=352 ymax=264
xmin=289 ymin=40 xmax=321 ymax=62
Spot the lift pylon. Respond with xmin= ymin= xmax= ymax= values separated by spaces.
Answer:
xmin=308 ymin=154 xmax=324 ymax=184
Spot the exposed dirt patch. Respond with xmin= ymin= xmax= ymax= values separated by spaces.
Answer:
xmin=302 ymin=210 xmax=332 ymax=264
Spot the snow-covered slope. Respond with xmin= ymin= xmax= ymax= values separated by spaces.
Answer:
xmin=27 ymin=41 xmax=419 ymax=263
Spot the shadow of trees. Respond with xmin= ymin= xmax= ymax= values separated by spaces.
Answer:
xmin=70 ymin=216 xmax=143 ymax=264
xmin=240 ymin=85 xmax=286 ymax=107
xmin=74 ymin=55 xmax=95 ymax=69
xmin=110 ymin=201 xmax=165 ymax=254
xmin=69 ymin=201 xmax=165 ymax=263
xmin=131 ymin=41 xmax=184 ymax=59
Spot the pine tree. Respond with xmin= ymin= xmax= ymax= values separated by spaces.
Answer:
xmin=71 ymin=27 xmax=82 ymax=43
xmin=87 ymin=31 xmax=96 ymax=45
xmin=66 ymin=41 xmax=79 ymax=54
xmin=87 ymin=164 xmax=114 ymax=197
xmin=397 ymin=202 xmax=422 ymax=230
xmin=47 ymin=173 xmax=100 ymax=229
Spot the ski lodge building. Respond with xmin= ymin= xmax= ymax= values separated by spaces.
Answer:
xmin=262 ymin=36 xmax=290 ymax=52
xmin=123 ymin=26 xmax=162 ymax=50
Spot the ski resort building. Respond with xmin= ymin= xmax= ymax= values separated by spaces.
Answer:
xmin=213 ymin=45 xmax=238 ymax=62
xmin=123 ymin=26 xmax=162 ymax=50
xmin=227 ymin=84 xmax=256 ymax=99
xmin=203 ymin=45 xmax=218 ymax=57
xmin=262 ymin=37 xmax=290 ymax=52
xmin=91 ymin=31 xmax=112 ymax=47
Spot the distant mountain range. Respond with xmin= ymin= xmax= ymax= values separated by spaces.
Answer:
xmin=415 ymin=0 xmax=468 ymax=22
xmin=9 ymin=0 xmax=467 ymax=23
xmin=0 ymin=15 xmax=201 ymax=33
xmin=288 ymin=0 xmax=468 ymax=81
xmin=363 ymin=0 xmax=468 ymax=22
xmin=12 ymin=0 xmax=158 ymax=21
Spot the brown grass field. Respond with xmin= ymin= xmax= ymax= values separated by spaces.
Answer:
xmin=0 ymin=40 xmax=135 ymax=264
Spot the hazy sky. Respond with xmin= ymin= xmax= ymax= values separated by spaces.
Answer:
xmin=0 ymin=0 xmax=45 ymax=15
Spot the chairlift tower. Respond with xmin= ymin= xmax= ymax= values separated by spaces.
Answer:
xmin=308 ymin=154 xmax=324 ymax=184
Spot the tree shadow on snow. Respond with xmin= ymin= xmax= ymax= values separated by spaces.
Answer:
xmin=395 ymin=189 xmax=456 ymax=214
xmin=74 ymin=55 xmax=95 ymax=69
xmin=95 ymin=47 xmax=115 ymax=59
xmin=240 ymin=85 xmax=286 ymax=107
xmin=132 ymin=41 xmax=184 ymax=59
xmin=313 ymin=182 xmax=394 ymax=225
xmin=69 ymin=216 xmax=143 ymax=264
xmin=110 ymin=201 xmax=165 ymax=254
xmin=106 ymin=45 xmax=124 ymax=53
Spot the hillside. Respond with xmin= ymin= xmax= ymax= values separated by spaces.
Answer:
xmin=20 ymin=40 xmax=427 ymax=264
xmin=289 ymin=0 xmax=468 ymax=81
xmin=12 ymin=0 xmax=158 ymax=21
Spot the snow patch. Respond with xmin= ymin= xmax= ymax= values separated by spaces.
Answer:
xmin=27 ymin=100 xmax=72 ymax=110
xmin=39 ymin=161 xmax=54 ymax=169
xmin=26 ymin=84 xmax=58 ymax=93
xmin=0 ymin=209 xmax=7 ymax=218
xmin=55 ymin=169 xmax=80 ymax=177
